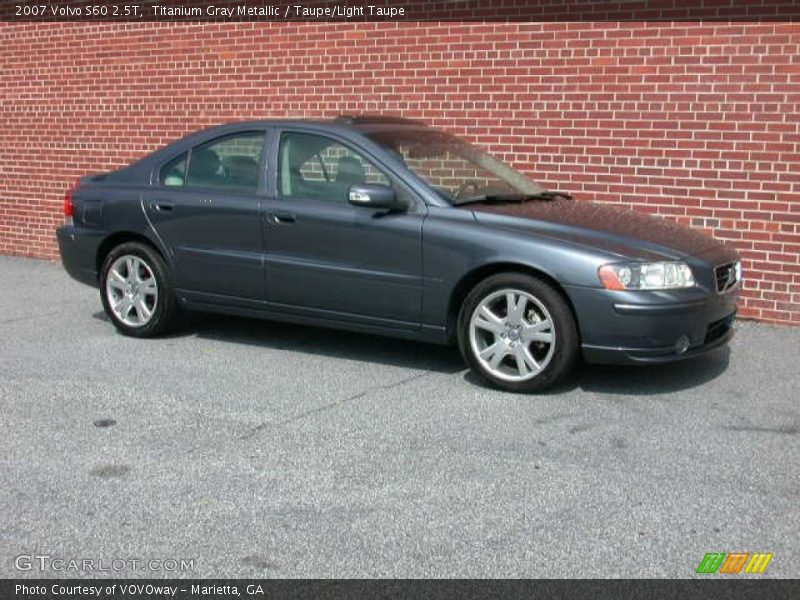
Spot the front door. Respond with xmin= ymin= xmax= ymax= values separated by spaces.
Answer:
xmin=263 ymin=130 xmax=424 ymax=327
xmin=144 ymin=130 xmax=267 ymax=301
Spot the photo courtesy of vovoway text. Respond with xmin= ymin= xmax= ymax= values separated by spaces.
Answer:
xmin=16 ymin=583 xmax=266 ymax=598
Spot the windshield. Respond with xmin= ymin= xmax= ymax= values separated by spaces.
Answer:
xmin=364 ymin=129 xmax=544 ymax=204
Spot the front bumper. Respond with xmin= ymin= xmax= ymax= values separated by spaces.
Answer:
xmin=56 ymin=225 xmax=102 ymax=288
xmin=564 ymin=284 xmax=738 ymax=365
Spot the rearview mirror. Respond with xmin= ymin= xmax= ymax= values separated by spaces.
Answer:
xmin=348 ymin=184 xmax=406 ymax=211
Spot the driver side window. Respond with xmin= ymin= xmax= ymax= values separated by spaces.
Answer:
xmin=279 ymin=132 xmax=390 ymax=203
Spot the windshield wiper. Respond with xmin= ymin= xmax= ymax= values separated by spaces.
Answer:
xmin=456 ymin=190 xmax=573 ymax=206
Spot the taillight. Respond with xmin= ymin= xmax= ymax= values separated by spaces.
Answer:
xmin=64 ymin=179 xmax=79 ymax=220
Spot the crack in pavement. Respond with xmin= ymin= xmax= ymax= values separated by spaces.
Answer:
xmin=237 ymin=371 xmax=433 ymax=440
xmin=723 ymin=424 xmax=798 ymax=436
xmin=0 ymin=310 xmax=63 ymax=325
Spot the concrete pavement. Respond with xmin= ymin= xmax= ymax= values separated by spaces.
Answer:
xmin=0 ymin=255 xmax=797 ymax=578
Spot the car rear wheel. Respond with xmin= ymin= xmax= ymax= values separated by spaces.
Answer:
xmin=100 ymin=242 xmax=177 ymax=337
xmin=457 ymin=273 xmax=579 ymax=393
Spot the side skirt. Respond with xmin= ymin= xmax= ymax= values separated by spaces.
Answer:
xmin=176 ymin=289 xmax=450 ymax=345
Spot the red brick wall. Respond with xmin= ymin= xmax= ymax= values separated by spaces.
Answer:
xmin=0 ymin=21 xmax=798 ymax=323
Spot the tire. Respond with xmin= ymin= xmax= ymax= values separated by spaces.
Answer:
xmin=457 ymin=272 xmax=579 ymax=393
xmin=100 ymin=241 xmax=177 ymax=337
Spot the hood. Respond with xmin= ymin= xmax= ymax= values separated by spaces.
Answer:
xmin=465 ymin=199 xmax=724 ymax=260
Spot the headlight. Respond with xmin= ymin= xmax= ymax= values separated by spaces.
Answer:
xmin=598 ymin=261 xmax=695 ymax=290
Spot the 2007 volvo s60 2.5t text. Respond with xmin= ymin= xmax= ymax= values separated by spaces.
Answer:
xmin=57 ymin=116 xmax=741 ymax=392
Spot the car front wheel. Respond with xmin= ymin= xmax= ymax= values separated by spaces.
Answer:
xmin=100 ymin=242 xmax=177 ymax=337
xmin=457 ymin=273 xmax=579 ymax=393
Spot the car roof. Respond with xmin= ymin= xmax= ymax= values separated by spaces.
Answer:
xmin=192 ymin=115 xmax=431 ymax=136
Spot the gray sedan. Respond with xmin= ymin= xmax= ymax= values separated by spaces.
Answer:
xmin=57 ymin=115 xmax=740 ymax=392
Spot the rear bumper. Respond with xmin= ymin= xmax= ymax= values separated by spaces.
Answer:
xmin=564 ymin=284 xmax=738 ymax=365
xmin=56 ymin=225 xmax=102 ymax=288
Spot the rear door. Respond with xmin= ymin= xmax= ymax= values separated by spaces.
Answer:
xmin=144 ymin=130 xmax=267 ymax=301
xmin=262 ymin=129 xmax=424 ymax=327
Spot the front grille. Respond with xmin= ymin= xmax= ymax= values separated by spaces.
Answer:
xmin=715 ymin=262 xmax=739 ymax=293
xmin=705 ymin=314 xmax=735 ymax=345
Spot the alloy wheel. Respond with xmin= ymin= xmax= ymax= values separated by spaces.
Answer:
xmin=468 ymin=288 xmax=556 ymax=382
xmin=105 ymin=254 xmax=159 ymax=327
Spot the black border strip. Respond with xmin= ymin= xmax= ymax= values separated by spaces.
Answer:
xmin=2 ymin=0 xmax=800 ymax=22
xmin=3 ymin=579 xmax=800 ymax=600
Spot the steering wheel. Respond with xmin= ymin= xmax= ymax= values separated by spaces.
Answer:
xmin=454 ymin=180 xmax=482 ymax=200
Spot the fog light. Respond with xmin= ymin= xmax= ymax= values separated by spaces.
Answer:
xmin=675 ymin=335 xmax=690 ymax=354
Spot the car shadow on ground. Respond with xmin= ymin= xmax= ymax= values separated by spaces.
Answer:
xmin=576 ymin=348 xmax=730 ymax=395
xmin=95 ymin=311 xmax=732 ymax=394
xmin=95 ymin=311 xmax=465 ymax=374
xmin=463 ymin=346 xmax=730 ymax=396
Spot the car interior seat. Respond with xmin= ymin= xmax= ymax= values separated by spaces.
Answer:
xmin=335 ymin=156 xmax=367 ymax=186
xmin=188 ymin=148 xmax=222 ymax=187
xmin=222 ymin=155 xmax=259 ymax=189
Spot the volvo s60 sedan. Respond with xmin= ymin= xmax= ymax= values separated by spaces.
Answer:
xmin=57 ymin=116 xmax=741 ymax=392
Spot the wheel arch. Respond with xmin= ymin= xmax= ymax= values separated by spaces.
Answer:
xmin=446 ymin=262 xmax=581 ymax=343
xmin=96 ymin=231 xmax=168 ymax=275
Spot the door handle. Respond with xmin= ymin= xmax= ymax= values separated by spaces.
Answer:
xmin=269 ymin=212 xmax=296 ymax=225
xmin=152 ymin=201 xmax=175 ymax=212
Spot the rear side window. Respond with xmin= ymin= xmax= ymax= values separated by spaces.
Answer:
xmin=160 ymin=153 xmax=187 ymax=187
xmin=186 ymin=131 xmax=265 ymax=193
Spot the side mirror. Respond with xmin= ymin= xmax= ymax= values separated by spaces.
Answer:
xmin=348 ymin=184 xmax=406 ymax=211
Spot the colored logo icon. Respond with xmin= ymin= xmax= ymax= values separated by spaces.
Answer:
xmin=696 ymin=552 xmax=773 ymax=574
